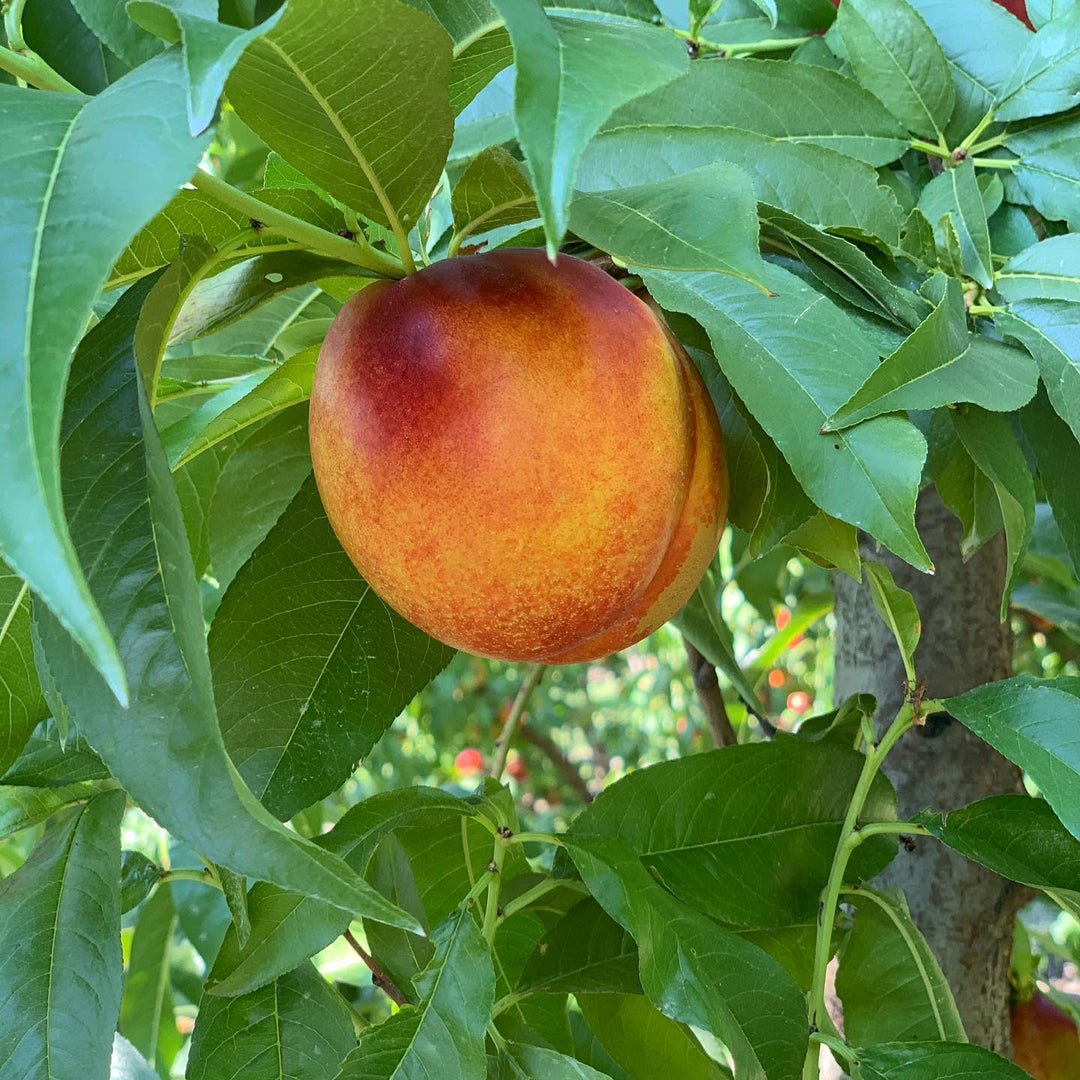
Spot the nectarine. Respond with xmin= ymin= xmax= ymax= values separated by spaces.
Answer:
xmin=310 ymin=249 xmax=727 ymax=662
xmin=1013 ymin=991 xmax=1080 ymax=1079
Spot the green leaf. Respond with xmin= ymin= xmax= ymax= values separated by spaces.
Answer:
xmin=917 ymin=162 xmax=993 ymax=287
xmin=837 ymin=0 xmax=954 ymax=137
xmin=120 ymin=883 xmax=182 ymax=1077
xmin=570 ymin=165 xmax=770 ymax=290
xmin=110 ymin=1033 xmax=160 ymax=1080
xmin=783 ymin=513 xmax=862 ymax=580
xmin=208 ymin=787 xmax=474 ymax=996
xmin=228 ymin=0 xmax=453 ymax=230
xmin=826 ymin=278 xmax=1037 ymax=429
xmin=34 ymin=279 xmax=419 ymax=935
xmin=1025 ymin=405 xmax=1080 ymax=597
xmin=1027 ymin=0 xmax=1079 ymax=28
xmin=0 ymin=790 xmax=125 ymax=1080
xmin=671 ymin=562 xmax=764 ymax=709
xmin=0 ymin=780 xmax=117 ymax=841
xmin=952 ymin=406 xmax=1035 ymax=617
xmin=188 ymin=960 xmax=356 ymax=1080
xmin=1 ymin=717 xmax=108 ymax=788
xmin=641 ymin=266 xmax=932 ymax=570
xmin=173 ymin=345 xmax=317 ymax=468
xmin=989 ymin=202 xmax=1039 ymax=257
xmin=452 ymin=145 xmax=537 ymax=239
xmin=494 ymin=0 xmax=687 ymax=252
xmin=170 ymin=250 xmax=366 ymax=345
xmin=945 ymin=676 xmax=1080 ymax=842
xmin=997 ymin=234 xmax=1080 ymax=301
xmin=120 ymin=851 xmax=163 ymax=915
xmin=837 ymin=886 xmax=966 ymax=1044
xmin=601 ymin=58 xmax=909 ymax=167
xmin=863 ymin=561 xmax=922 ymax=678
xmin=1005 ymin=113 xmax=1080 ymax=231
xmin=577 ymin=995 xmax=730 ymax=1080
xmin=0 ymin=53 xmax=209 ymax=706
xmin=934 ymin=213 xmax=965 ymax=278
xmin=758 ymin=205 xmax=930 ymax=329
xmin=581 ymin=126 xmax=903 ymax=247
xmin=499 ymin=1042 xmax=618 ymax=1080
xmin=570 ymin=740 xmax=896 ymax=929
xmin=0 ymin=570 xmax=47 ymax=775
xmin=567 ymin=835 xmax=808 ymax=1080
xmin=516 ymin=898 xmax=640 ymax=998
xmin=998 ymin=300 xmax=1080 ymax=441
xmin=22 ymin=0 xmax=129 ymax=94
xmin=909 ymin=0 xmax=1032 ymax=144
xmin=915 ymin=794 xmax=1080 ymax=918
xmin=126 ymin=1 xmax=285 ymax=135
xmin=336 ymin=908 xmax=495 ymax=1080
xmin=995 ymin=7 xmax=1080 ymax=120
xmin=210 ymin=476 xmax=455 ymax=820
xmin=69 ymin=0 xmax=179 ymax=65
xmin=854 ymin=1041 xmax=1035 ymax=1079
xmin=927 ymin=411 xmax=1003 ymax=558
xmin=206 ymin=405 xmax=313 ymax=594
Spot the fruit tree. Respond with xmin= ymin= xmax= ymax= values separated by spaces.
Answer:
xmin=1 ymin=0 xmax=1080 ymax=1078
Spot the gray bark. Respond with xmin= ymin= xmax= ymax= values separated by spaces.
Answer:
xmin=833 ymin=489 xmax=1026 ymax=1054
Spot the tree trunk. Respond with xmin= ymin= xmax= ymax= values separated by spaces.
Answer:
xmin=833 ymin=489 xmax=1026 ymax=1053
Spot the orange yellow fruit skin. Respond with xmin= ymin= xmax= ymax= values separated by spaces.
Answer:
xmin=1013 ymin=992 xmax=1080 ymax=1080
xmin=310 ymin=248 xmax=727 ymax=662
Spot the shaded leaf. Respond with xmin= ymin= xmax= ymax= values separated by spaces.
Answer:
xmin=952 ymin=406 xmax=1035 ymax=617
xmin=915 ymin=793 xmax=1080 ymax=918
xmin=69 ymin=0 xmax=178 ymax=65
xmin=1006 ymin=112 xmax=1080 ymax=231
xmin=188 ymin=960 xmax=355 ymax=1080
xmin=855 ymin=1041 xmax=1035 ymax=1079
xmin=452 ymin=146 xmax=537 ymax=239
xmin=208 ymin=787 xmax=474 ymax=996
xmin=34 ymin=278 xmax=418 ymax=933
xmin=210 ymin=476 xmax=456 ymax=819
xmin=570 ymin=740 xmax=896 ymax=929
xmin=0 ymin=570 xmax=47 ymax=775
xmin=577 ymin=994 xmax=729 ymax=1080
xmin=0 ymin=717 xmax=108 ymax=788
xmin=0 ymin=791 xmax=125 ymax=1080
xmin=498 ymin=1042 xmax=617 ymax=1080
xmin=0 ymin=780 xmax=118 ymax=840
xmin=120 ymin=883 xmax=182 ymax=1076
xmin=837 ymin=885 xmax=966 ymax=1044
xmin=336 ymin=908 xmax=494 ymax=1080
xmin=120 ymin=851 xmax=162 ymax=915
xmin=864 ymin=561 xmax=922 ymax=678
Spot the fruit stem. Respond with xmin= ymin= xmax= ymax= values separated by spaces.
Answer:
xmin=189 ymin=168 xmax=406 ymax=279
xmin=490 ymin=663 xmax=545 ymax=780
xmin=802 ymin=703 xmax=915 ymax=1080
xmin=909 ymin=138 xmax=950 ymax=160
xmin=958 ymin=107 xmax=996 ymax=152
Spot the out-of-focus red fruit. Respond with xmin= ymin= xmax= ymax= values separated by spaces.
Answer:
xmin=789 ymin=632 xmax=805 ymax=648
xmin=507 ymin=755 xmax=529 ymax=781
xmin=776 ymin=607 xmax=792 ymax=630
xmin=1012 ymin=991 xmax=1080 ymax=1079
xmin=993 ymin=0 xmax=1034 ymax=29
xmin=677 ymin=716 xmax=689 ymax=734
xmin=787 ymin=690 xmax=811 ymax=713
xmin=768 ymin=669 xmax=786 ymax=689
xmin=455 ymin=747 xmax=485 ymax=775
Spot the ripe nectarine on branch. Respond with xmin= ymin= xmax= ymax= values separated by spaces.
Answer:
xmin=311 ymin=249 xmax=727 ymax=662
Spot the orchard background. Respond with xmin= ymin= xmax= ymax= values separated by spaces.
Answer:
xmin=2 ymin=0 xmax=1080 ymax=1078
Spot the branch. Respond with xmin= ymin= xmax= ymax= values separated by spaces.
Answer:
xmin=683 ymin=637 xmax=737 ymax=747
xmin=344 ymin=929 xmax=408 ymax=1007
xmin=517 ymin=721 xmax=593 ymax=803
xmin=0 ymin=43 xmax=79 ymax=91
xmin=490 ymin=663 xmax=545 ymax=780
